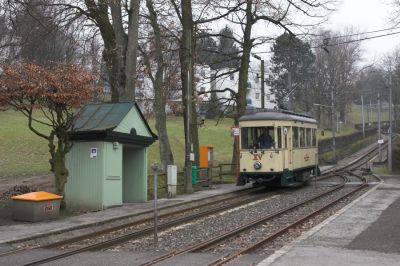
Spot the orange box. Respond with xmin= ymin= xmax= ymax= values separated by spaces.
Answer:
xmin=199 ymin=145 xmax=213 ymax=168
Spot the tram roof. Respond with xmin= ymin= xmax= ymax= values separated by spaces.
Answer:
xmin=239 ymin=109 xmax=317 ymax=124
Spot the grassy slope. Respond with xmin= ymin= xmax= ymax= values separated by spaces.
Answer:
xmin=0 ymin=111 xmax=50 ymax=176
xmin=0 ymin=110 xmax=234 ymax=176
xmin=1 ymin=104 xmax=384 ymax=177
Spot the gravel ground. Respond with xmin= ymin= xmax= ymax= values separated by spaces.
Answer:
xmin=105 ymin=183 xmax=340 ymax=252
xmin=208 ymin=186 xmax=364 ymax=254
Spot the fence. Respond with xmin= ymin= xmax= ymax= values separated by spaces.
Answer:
xmin=147 ymin=164 xmax=236 ymax=197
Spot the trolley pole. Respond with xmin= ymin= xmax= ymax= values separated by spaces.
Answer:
xmin=261 ymin=59 xmax=265 ymax=109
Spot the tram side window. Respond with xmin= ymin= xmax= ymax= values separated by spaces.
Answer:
xmin=312 ymin=129 xmax=317 ymax=147
xmin=241 ymin=127 xmax=275 ymax=149
xmin=277 ymin=127 xmax=282 ymax=149
xmin=293 ymin=127 xmax=299 ymax=148
xmin=307 ymin=128 xmax=312 ymax=147
xmin=299 ymin=127 xmax=306 ymax=148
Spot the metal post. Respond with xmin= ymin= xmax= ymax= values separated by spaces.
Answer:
xmin=331 ymin=90 xmax=336 ymax=163
xmin=151 ymin=163 xmax=159 ymax=249
xmin=314 ymin=152 xmax=318 ymax=188
xmin=378 ymin=92 xmax=382 ymax=162
xmin=369 ymin=100 xmax=372 ymax=126
xmin=236 ymin=135 xmax=240 ymax=181
xmin=261 ymin=60 xmax=265 ymax=109
xmin=389 ymin=75 xmax=393 ymax=172
xmin=361 ymin=95 xmax=365 ymax=138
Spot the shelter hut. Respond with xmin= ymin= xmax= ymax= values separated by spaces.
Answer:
xmin=65 ymin=102 xmax=157 ymax=211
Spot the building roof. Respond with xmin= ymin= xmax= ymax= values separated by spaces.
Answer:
xmin=71 ymin=102 xmax=157 ymax=146
xmin=239 ymin=109 xmax=317 ymax=124
xmin=74 ymin=102 xmax=134 ymax=132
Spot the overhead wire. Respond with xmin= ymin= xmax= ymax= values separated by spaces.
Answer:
xmin=257 ymin=27 xmax=400 ymax=54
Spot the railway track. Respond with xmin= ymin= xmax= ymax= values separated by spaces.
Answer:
xmin=138 ymin=173 xmax=368 ymax=266
xmin=0 ymin=187 xmax=280 ymax=263
xmin=1 ymin=138 xmax=389 ymax=266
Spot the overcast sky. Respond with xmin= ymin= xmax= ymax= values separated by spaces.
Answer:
xmin=327 ymin=0 xmax=400 ymax=65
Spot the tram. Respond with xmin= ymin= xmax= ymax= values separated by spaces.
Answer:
xmin=236 ymin=109 xmax=318 ymax=187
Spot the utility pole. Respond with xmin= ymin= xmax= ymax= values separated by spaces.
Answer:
xmin=331 ymin=90 xmax=336 ymax=163
xmin=378 ymin=92 xmax=382 ymax=162
xmin=184 ymin=17 xmax=193 ymax=194
xmin=369 ymin=100 xmax=372 ymax=125
xmin=389 ymin=75 xmax=393 ymax=172
xmin=361 ymin=95 xmax=365 ymax=138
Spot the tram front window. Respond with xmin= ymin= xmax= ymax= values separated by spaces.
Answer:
xmin=241 ymin=127 xmax=275 ymax=149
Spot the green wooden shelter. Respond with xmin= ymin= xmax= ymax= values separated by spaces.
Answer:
xmin=65 ymin=102 xmax=157 ymax=211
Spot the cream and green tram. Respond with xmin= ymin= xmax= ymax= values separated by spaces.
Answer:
xmin=237 ymin=110 xmax=318 ymax=187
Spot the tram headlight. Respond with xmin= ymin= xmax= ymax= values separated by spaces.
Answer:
xmin=254 ymin=161 xmax=262 ymax=170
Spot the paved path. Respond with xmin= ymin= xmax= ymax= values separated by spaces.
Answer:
xmin=258 ymin=175 xmax=400 ymax=266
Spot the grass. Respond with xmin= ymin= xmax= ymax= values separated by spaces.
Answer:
xmin=0 ymin=110 xmax=235 ymax=176
xmin=0 ymin=111 xmax=50 ymax=176
xmin=319 ymin=134 xmax=377 ymax=164
xmin=0 ymin=103 xmax=380 ymax=177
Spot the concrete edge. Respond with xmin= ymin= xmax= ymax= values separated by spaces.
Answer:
xmin=257 ymin=176 xmax=384 ymax=266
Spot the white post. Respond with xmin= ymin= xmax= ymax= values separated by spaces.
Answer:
xmin=167 ymin=165 xmax=177 ymax=197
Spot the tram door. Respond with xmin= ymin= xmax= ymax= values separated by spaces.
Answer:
xmin=282 ymin=127 xmax=290 ymax=170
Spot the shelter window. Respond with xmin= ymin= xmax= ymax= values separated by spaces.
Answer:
xmin=293 ymin=127 xmax=299 ymax=148
xmin=299 ymin=127 xmax=306 ymax=148
xmin=241 ymin=126 xmax=275 ymax=149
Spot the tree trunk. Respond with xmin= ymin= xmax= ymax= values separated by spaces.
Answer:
xmin=231 ymin=1 xmax=253 ymax=169
xmin=54 ymin=150 xmax=69 ymax=197
xmin=110 ymin=2 xmax=128 ymax=102
xmin=48 ymin=129 xmax=70 ymax=202
xmin=180 ymin=1 xmax=194 ymax=188
xmin=123 ymin=0 xmax=141 ymax=102
xmin=146 ymin=0 xmax=174 ymax=173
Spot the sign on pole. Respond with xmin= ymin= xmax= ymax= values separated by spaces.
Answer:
xmin=231 ymin=127 xmax=240 ymax=137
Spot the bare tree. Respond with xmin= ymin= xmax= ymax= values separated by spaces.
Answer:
xmin=220 ymin=0 xmax=334 ymax=172
xmin=140 ymin=0 xmax=175 ymax=173
xmin=311 ymin=29 xmax=361 ymax=126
